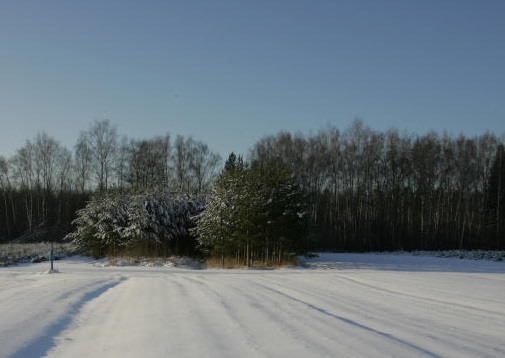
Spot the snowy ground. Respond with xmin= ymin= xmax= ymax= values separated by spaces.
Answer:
xmin=1 ymin=254 xmax=504 ymax=358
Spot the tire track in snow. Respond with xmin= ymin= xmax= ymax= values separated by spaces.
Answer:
xmin=183 ymin=274 xmax=346 ymax=358
xmin=186 ymin=274 xmax=363 ymax=357
xmin=335 ymin=274 xmax=505 ymax=319
xmin=47 ymin=274 xmax=263 ymax=358
xmin=324 ymin=274 xmax=505 ymax=354
xmin=187 ymin=274 xmax=437 ymax=357
xmin=47 ymin=276 xmax=178 ymax=357
xmin=167 ymin=274 xmax=264 ymax=357
xmin=252 ymin=280 xmax=442 ymax=358
xmin=257 ymin=273 xmax=505 ymax=357
xmin=266 ymin=272 xmax=505 ymax=332
xmin=8 ymin=276 xmax=127 ymax=358
xmin=172 ymin=274 xmax=268 ymax=358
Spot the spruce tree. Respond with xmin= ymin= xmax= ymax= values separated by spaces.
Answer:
xmin=193 ymin=154 xmax=310 ymax=266
xmin=192 ymin=153 xmax=248 ymax=265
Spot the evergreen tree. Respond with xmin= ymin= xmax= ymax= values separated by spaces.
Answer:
xmin=192 ymin=153 xmax=247 ymax=264
xmin=65 ymin=192 xmax=204 ymax=257
xmin=193 ymin=154 xmax=310 ymax=266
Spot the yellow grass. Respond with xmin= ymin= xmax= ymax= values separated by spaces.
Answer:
xmin=205 ymin=256 xmax=298 ymax=269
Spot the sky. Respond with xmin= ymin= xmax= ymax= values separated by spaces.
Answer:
xmin=1 ymin=0 xmax=504 ymax=159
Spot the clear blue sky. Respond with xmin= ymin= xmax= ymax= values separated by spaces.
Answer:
xmin=1 ymin=0 xmax=504 ymax=159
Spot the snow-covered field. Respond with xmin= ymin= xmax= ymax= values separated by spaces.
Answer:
xmin=1 ymin=253 xmax=504 ymax=358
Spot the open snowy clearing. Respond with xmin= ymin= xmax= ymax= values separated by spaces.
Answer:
xmin=1 ymin=254 xmax=505 ymax=358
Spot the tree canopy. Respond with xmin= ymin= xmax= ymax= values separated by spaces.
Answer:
xmin=192 ymin=154 xmax=311 ymax=267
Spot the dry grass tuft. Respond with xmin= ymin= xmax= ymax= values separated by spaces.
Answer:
xmin=205 ymin=256 xmax=299 ymax=269
xmin=205 ymin=257 xmax=246 ymax=269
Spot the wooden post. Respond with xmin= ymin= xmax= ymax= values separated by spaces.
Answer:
xmin=50 ymin=242 xmax=54 ymax=272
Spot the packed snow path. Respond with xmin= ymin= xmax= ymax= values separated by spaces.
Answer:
xmin=1 ymin=254 xmax=505 ymax=357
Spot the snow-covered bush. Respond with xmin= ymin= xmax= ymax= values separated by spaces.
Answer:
xmin=64 ymin=192 xmax=204 ymax=257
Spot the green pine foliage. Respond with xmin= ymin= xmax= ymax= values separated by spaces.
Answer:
xmin=193 ymin=154 xmax=311 ymax=267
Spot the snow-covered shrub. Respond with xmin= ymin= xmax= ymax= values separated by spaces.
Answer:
xmin=64 ymin=192 xmax=204 ymax=257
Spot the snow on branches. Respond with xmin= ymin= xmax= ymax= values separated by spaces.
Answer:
xmin=65 ymin=192 xmax=204 ymax=257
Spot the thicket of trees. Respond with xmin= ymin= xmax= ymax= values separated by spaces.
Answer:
xmin=1 ymin=118 xmax=504 ymax=255
xmin=250 ymin=120 xmax=505 ymax=251
xmin=192 ymin=153 xmax=310 ymax=266
xmin=0 ymin=120 xmax=221 ymax=244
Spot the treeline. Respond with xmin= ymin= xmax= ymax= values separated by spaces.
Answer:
xmin=0 ymin=120 xmax=221 ymax=243
xmin=250 ymin=120 xmax=505 ymax=251
xmin=2 ymin=118 xmax=504 ymax=253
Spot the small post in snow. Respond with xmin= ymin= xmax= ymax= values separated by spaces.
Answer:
xmin=50 ymin=241 xmax=54 ymax=272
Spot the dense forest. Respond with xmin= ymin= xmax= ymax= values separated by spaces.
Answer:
xmin=1 ymin=119 xmax=504 ymax=255
xmin=250 ymin=120 xmax=505 ymax=251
